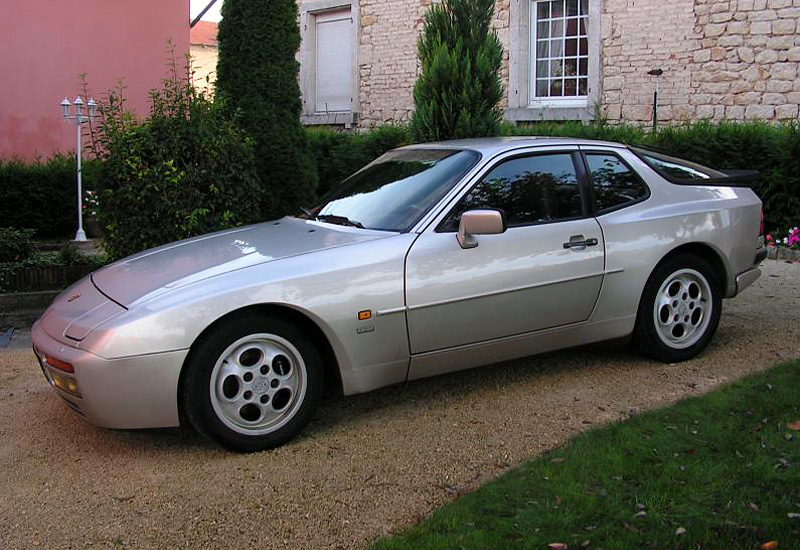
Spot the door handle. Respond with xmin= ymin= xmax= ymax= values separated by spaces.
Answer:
xmin=563 ymin=236 xmax=599 ymax=249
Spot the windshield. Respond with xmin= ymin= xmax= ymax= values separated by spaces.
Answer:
xmin=307 ymin=149 xmax=481 ymax=232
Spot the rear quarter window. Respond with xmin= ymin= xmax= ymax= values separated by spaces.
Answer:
xmin=632 ymin=148 xmax=727 ymax=181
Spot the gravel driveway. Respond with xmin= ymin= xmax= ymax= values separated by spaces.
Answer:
xmin=1 ymin=260 xmax=798 ymax=550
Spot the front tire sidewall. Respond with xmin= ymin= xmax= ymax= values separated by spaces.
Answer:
xmin=184 ymin=314 xmax=323 ymax=452
xmin=635 ymin=254 xmax=722 ymax=362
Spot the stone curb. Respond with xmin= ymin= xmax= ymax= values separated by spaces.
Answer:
xmin=767 ymin=246 xmax=800 ymax=261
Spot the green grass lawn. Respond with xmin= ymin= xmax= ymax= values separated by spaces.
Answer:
xmin=369 ymin=361 xmax=800 ymax=550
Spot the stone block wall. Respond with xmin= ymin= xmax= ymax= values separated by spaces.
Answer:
xmin=689 ymin=0 xmax=800 ymax=121
xmin=353 ymin=0 xmax=800 ymax=126
xmin=357 ymin=0 xmax=426 ymax=127
xmin=599 ymin=0 xmax=699 ymax=123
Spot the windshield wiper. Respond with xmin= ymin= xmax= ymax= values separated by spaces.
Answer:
xmin=298 ymin=206 xmax=315 ymax=218
xmin=315 ymin=214 xmax=364 ymax=228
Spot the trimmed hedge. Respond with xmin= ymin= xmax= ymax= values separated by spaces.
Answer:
xmin=0 ymin=155 xmax=100 ymax=239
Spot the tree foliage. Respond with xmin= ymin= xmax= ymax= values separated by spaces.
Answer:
xmin=93 ymin=65 xmax=263 ymax=260
xmin=410 ymin=0 xmax=504 ymax=142
xmin=216 ymin=0 xmax=318 ymax=217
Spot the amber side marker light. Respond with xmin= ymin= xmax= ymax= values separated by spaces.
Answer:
xmin=358 ymin=310 xmax=372 ymax=321
xmin=44 ymin=355 xmax=75 ymax=374
xmin=50 ymin=371 xmax=82 ymax=398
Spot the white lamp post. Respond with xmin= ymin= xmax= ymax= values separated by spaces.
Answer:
xmin=60 ymin=95 xmax=97 ymax=242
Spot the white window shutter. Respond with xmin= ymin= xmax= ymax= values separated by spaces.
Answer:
xmin=315 ymin=10 xmax=352 ymax=112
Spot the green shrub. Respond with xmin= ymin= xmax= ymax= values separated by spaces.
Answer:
xmin=307 ymin=126 xmax=410 ymax=198
xmin=0 ymin=155 xmax=100 ymax=239
xmin=94 ymin=68 xmax=263 ymax=260
xmin=216 ymin=0 xmax=318 ymax=219
xmin=410 ymin=0 xmax=504 ymax=142
xmin=0 ymin=227 xmax=36 ymax=263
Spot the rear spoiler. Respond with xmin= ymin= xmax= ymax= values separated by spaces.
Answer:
xmin=629 ymin=146 xmax=760 ymax=188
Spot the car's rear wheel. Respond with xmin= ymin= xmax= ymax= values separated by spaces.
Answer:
xmin=182 ymin=312 xmax=323 ymax=452
xmin=633 ymin=253 xmax=722 ymax=362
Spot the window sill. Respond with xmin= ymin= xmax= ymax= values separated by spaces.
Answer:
xmin=505 ymin=105 xmax=595 ymax=123
xmin=301 ymin=112 xmax=357 ymax=126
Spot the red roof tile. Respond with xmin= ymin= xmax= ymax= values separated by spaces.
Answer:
xmin=190 ymin=21 xmax=218 ymax=46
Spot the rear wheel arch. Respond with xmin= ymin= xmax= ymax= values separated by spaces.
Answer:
xmin=177 ymin=303 xmax=342 ymax=426
xmin=658 ymin=242 xmax=729 ymax=294
xmin=633 ymin=247 xmax=724 ymax=362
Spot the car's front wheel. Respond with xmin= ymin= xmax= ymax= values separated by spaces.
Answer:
xmin=633 ymin=253 xmax=722 ymax=362
xmin=182 ymin=312 xmax=323 ymax=452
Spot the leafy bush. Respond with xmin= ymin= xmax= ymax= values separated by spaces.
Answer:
xmin=0 ymin=227 xmax=36 ymax=263
xmin=307 ymin=126 xmax=409 ymax=198
xmin=501 ymin=120 xmax=800 ymax=234
xmin=216 ymin=0 xmax=318 ymax=219
xmin=0 ymin=155 xmax=101 ymax=239
xmin=410 ymin=0 xmax=504 ymax=142
xmin=93 ymin=66 xmax=263 ymax=260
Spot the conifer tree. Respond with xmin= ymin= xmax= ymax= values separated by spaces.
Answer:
xmin=410 ymin=0 xmax=504 ymax=142
xmin=216 ymin=0 xmax=317 ymax=217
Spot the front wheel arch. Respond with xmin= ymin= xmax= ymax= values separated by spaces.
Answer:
xmin=176 ymin=304 xmax=342 ymax=428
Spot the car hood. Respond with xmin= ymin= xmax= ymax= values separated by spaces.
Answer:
xmin=92 ymin=217 xmax=395 ymax=307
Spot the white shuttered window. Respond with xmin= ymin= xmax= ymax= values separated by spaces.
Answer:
xmin=315 ymin=9 xmax=352 ymax=113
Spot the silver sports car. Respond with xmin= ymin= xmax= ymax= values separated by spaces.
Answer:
xmin=32 ymin=137 xmax=766 ymax=451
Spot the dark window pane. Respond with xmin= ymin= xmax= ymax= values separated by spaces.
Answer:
xmin=567 ymin=0 xmax=579 ymax=16
xmin=565 ymin=58 xmax=578 ymax=76
xmin=578 ymin=78 xmax=588 ymax=95
xmin=580 ymin=37 xmax=588 ymax=55
xmin=581 ymin=0 xmax=589 ymax=14
xmin=537 ymin=40 xmax=549 ymax=59
xmin=537 ymin=1 xmax=550 ymax=19
xmin=537 ymin=60 xmax=549 ymax=78
xmin=447 ymin=154 xmax=582 ymax=229
xmin=551 ymin=19 xmax=564 ymax=38
xmin=536 ymin=79 xmax=550 ymax=97
xmin=550 ymin=38 xmax=564 ymax=58
xmin=564 ymin=78 xmax=577 ymax=95
xmin=579 ymin=58 xmax=588 ymax=76
xmin=551 ymin=0 xmax=564 ymax=18
xmin=579 ymin=18 xmax=587 ymax=35
xmin=566 ymin=38 xmax=578 ymax=56
xmin=566 ymin=18 xmax=579 ymax=37
xmin=550 ymin=59 xmax=564 ymax=77
xmin=586 ymin=154 xmax=649 ymax=213
xmin=537 ymin=21 xmax=549 ymax=39
xmin=550 ymin=79 xmax=564 ymax=96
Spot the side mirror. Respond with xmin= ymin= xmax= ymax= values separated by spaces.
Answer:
xmin=457 ymin=209 xmax=506 ymax=249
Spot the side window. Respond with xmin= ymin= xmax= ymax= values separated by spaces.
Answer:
xmin=585 ymin=153 xmax=649 ymax=214
xmin=441 ymin=153 xmax=583 ymax=231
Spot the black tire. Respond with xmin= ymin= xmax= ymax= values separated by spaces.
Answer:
xmin=633 ymin=253 xmax=722 ymax=362
xmin=182 ymin=312 xmax=323 ymax=452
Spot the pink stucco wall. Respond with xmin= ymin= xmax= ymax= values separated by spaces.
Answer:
xmin=0 ymin=0 xmax=189 ymax=160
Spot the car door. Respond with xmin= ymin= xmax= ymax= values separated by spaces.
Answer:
xmin=404 ymin=149 xmax=605 ymax=354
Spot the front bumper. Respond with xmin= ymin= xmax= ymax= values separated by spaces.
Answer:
xmin=32 ymin=320 xmax=188 ymax=429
